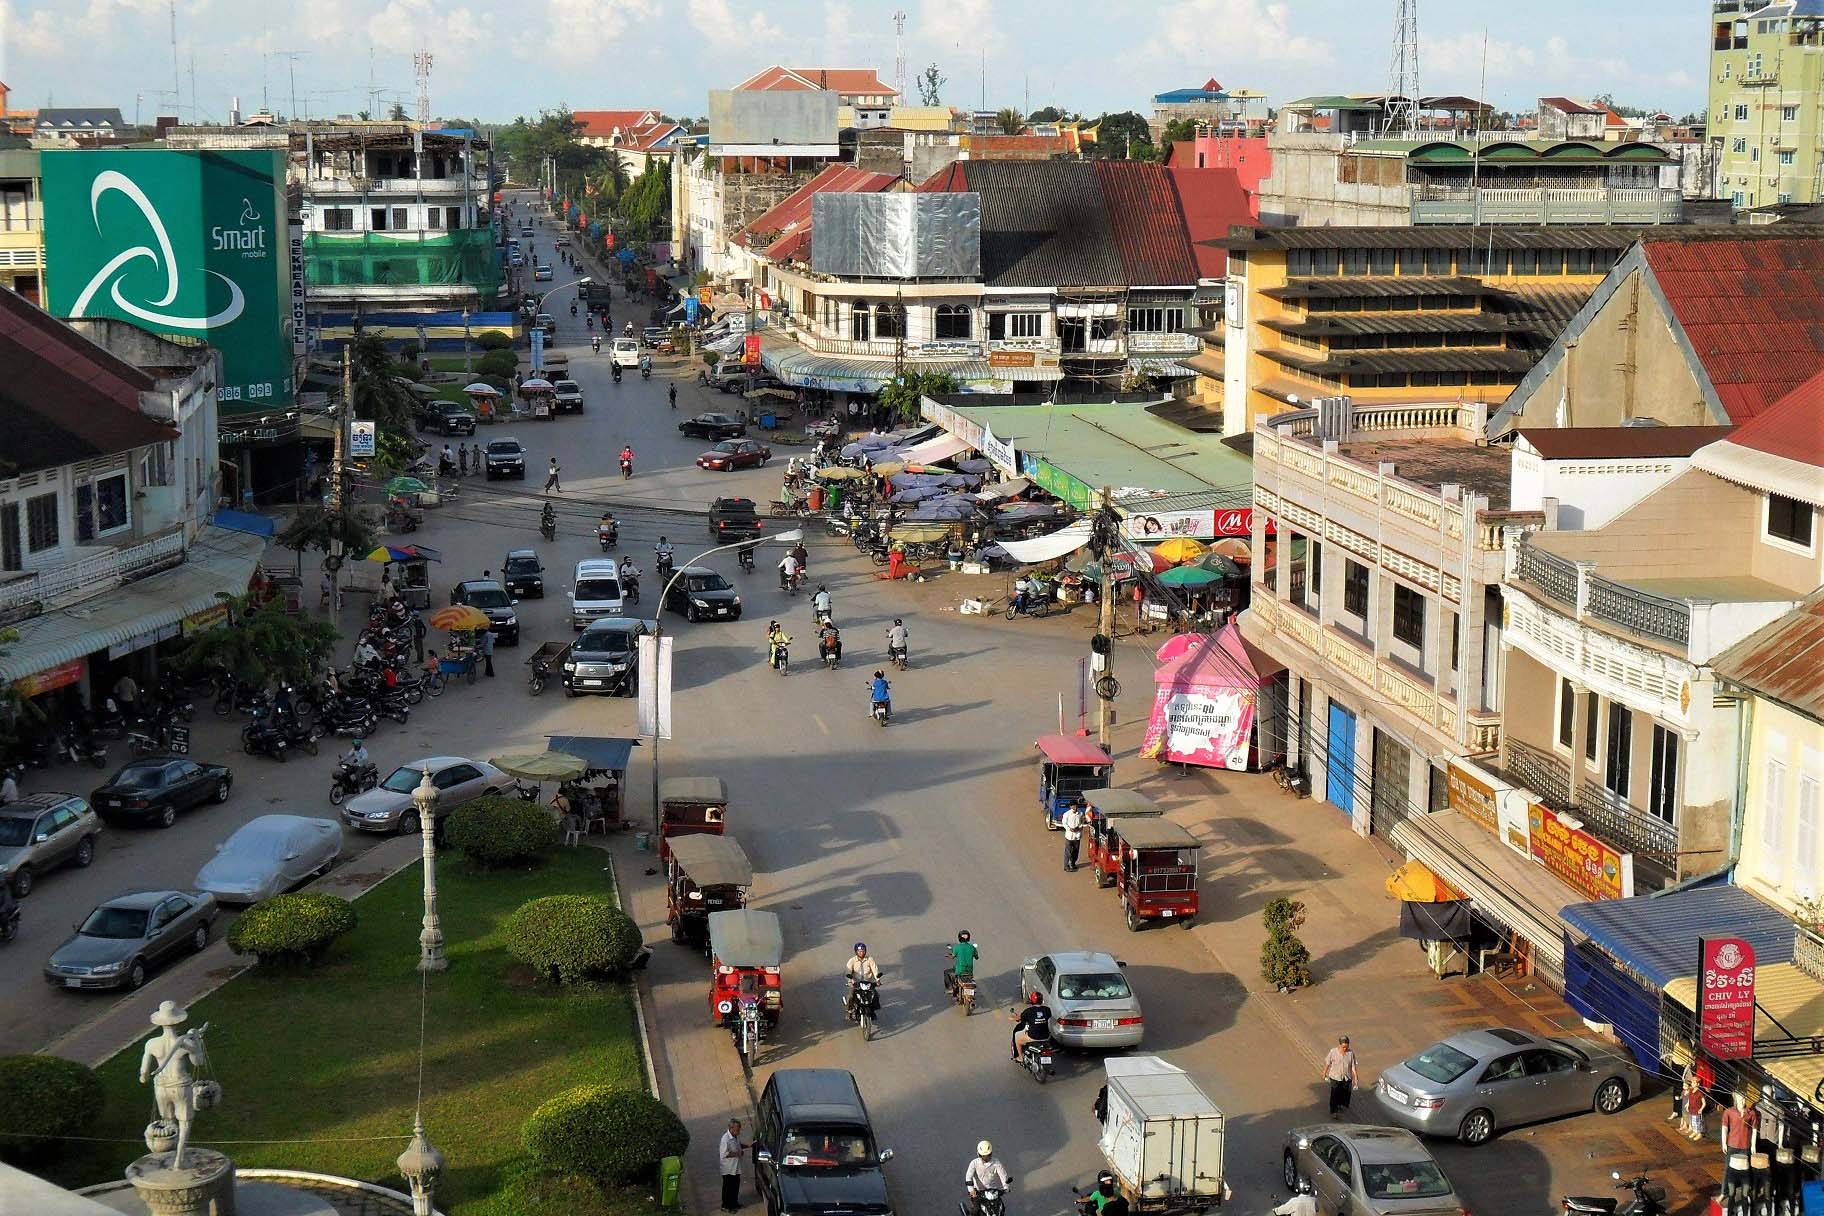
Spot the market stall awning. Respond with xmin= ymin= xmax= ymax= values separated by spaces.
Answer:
xmin=1388 ymin=810 xmax=1580 ymax=974
xmin=545 ymin=735 xmax=640 ymax=773
xmin=0 ymin=527 xmax=266 ymax=683
xmin=997 ymin=520 xmax=1092 ymax=565
xmin=898 ymin=434 xmax=970 ymax=465
xmin=1560 ymin=884 xmax=1794 ymax=989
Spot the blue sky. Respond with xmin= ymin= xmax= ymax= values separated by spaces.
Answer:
xmin=1 ymin=0 xmax=1709 ymax=125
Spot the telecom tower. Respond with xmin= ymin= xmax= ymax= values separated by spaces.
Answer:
xmin=414 ymin=49 xmax=433 ymax=124
xmin=1386 ymin=0 xmax=1419 ymax=138
xmin=893 ymin=11 xmax=907 ymax=101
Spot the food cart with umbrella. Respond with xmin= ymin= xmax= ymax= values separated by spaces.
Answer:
xmin=357 ymin=542 xmax=442 ymax=607
xmin=384 ymin=475 xmax=430 ymax=532
xmin=490 ymin=749 xmax=589 ymax=803
xmin=427 ymin=603 xmax=490 ymax=684
xmin=518 ymin=377 xmax=556 ymax=420
xmin=545 ymin=735 xmax=639 ymax=827
xmin=464 ymin=382 xmax=504 ymax=423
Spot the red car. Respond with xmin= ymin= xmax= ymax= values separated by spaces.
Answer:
xmin=697 ymin=439 xmax=772 ymax=471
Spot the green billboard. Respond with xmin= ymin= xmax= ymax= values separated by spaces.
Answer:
xmin=42 ymin=148 xmax=292 ymax=413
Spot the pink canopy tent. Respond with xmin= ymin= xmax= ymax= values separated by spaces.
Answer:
xmin=1140 ymin=621 xmax=1285 ymax=770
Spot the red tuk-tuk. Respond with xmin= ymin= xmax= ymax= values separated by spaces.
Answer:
xmin=658 ymin=776 xmax=728 ymax=863
xmin=709 ymin=909 xmax=783 ymax=1061
xmin=667 ymin=834 xmax=754 ymax=954
xmin=1111 ymin=818 xmax=1200 ymax=932
xmin=1034 ymin=734 xmax=1113 ymax=829
xmin=1083 ymin=788 xmax=1164 ymax=889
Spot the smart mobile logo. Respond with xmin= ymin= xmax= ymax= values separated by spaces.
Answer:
xmin=212 ymin=197 xmax=269 ymax=254
xmin=70 ymin=169 xmax=245 ymax=331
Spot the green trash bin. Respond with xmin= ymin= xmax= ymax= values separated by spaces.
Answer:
xmin=658 ymin=1155 xmax=683 ymax=1211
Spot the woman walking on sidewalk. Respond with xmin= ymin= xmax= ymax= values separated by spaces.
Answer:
xmin=1322 ymin=1035 xmax=1358 ymax=1116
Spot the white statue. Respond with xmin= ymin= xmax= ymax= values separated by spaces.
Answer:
xmin=138 ymin=1000 xmax=212 ymax=1170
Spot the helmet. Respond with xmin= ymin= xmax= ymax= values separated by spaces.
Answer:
xmin=353 ymin=738 xmax=365 ymax=746
xmin=1097 ymin=1171 xmax=1116 ymax=1191
xmin=659 ymin=535 xmax=668 ymax=542
xmin=853 ymin=942 xmax=867 ymax=954
xmin=957 ymin=930 xmax=971 ymax=942
xmin=1028 ymin=990 xmax=1042 ymax=1005
xmin=893 ymin=618 xmax=903 ymax=625
xmin=769 ymin=620 xmax=780 ymax=629
xmin=976 ymin=1141 xmax=993 ymax=1158
xmin=818 ymin=584 xmax=827 ymax=592
xmin=1297 ymin=1179 xmax=1313 ymax=1195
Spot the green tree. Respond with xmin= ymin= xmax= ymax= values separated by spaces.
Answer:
xmin=1028 ymin=105 xmax=1063 ymax=124
xmin=618 ymin=161 xmax=671 ymax=243
xmin=172 ymin=592 xmax=340 ymax=688
xmin=917 ymin=63 xmax=946 ymax=107
xmin=995 ymin=107 xmax=1025 ymax=135
xmin=276 ymin=505 xmax=378 ymax=574
xmin=1160 ymin=117 xmax=1198 ymax=146
xmin=597 ymin=150 xmax=629 ymax=204
xmin=879 ymin=370 xmax=959 ymax=425
xmin=388 ymin=101 xmax=407 ymax=121
xmin=1094 ymin=111 xmax=1155 ymax=159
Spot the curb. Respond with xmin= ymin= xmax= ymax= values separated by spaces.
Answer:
xmin=601 ymin=847 xmax=663 ymax=1098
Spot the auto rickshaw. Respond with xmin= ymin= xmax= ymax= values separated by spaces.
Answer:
xmin=708 ymin=908 xmax=783 ymax=1061
xmin=1083 ymin=788 xmax=1165 ymax=889
xmin=1111 ymin=818 xmax=1201 ymax=932
xmin=658 ymin=776 xmax=729 ymax=862
xmin=667 ymin=834 xmax=754 ymax=954
xmin=1034 ymin=734 xmax=1113 ymax=828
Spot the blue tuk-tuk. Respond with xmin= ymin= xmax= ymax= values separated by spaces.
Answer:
xmin=1034 ymin=734 xmax=1113 ymax=829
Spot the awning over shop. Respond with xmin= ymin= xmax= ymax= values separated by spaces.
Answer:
xmin=0 ymin=527 xmax=267 ymax=683
xmin=545 ymin=735 xmax=640 ymax=773
xmin=210 ymin=508 xmax=277 ymax=539
xmin=1663 ymin=963 xmax=1824 ymax=1101
xmin=997 ymin=520 xmax=1093 ymax=564
xmin=760 ymin=334 xmax=1006 ymax=393
xmin=1388 ymin=810 xmax=1578 ymax=974
xmin=1560 ymin=885 xmax=1794 ymax=989
xmin=898 ymin=434 xmax=971 ymax=465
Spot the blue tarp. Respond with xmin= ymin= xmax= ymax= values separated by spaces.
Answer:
xmin=545 ymin=735 xmax=640 ymax=773
xmin=1561 ymin=884 xmax=1794 ymax=988
xmin=212 ymin=508 xmax=276 ymax=539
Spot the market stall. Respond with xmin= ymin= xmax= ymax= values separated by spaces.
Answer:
xmin=1139 ymin=623 xmax=1285 ymax=771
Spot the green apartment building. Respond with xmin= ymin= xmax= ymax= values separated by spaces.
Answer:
xmin=1710 ymin=0 xmax=1824 ymax=207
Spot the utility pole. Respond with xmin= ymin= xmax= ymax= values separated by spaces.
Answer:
xmin=1093 ymin=486 xmax=1117 ymax=751
xmin=327 ymin=347 xmax=351 ymax=611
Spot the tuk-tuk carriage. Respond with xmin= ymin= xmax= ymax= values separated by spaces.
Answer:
xmin=708 ymin=909 xmax=782 ymax=1061
xmin=1084 ymin=788 xmax=1165 ymax=890
xmin=1034 ymin=734 xmax=1113 ymax=828
xmin=667 ymin=834 xmax=754 ymax=953
xmin=658 ymin=776 xmax=728 ymax=862
xmin=1112 ymin=818 xmax=1200 ymax=932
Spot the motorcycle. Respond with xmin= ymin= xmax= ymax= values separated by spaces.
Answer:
xmin=845 ymin=976 xmax=880 ymax=1041
xmin=322 ymin=704 xmax=379 ymax=738
xmin=0 ymin=899 xmax=17 ymax=943
xmin=620 ymin=457 xmax=633 ymax=480
xmin=598 ymin=520 xmax=619 ymax=551
xmin=820 ymin=636 xmax=841 ymax=670
xmin=779 ymin=566 xmax=801 ymax=595
xmin=960 ymin=1189 xmax=1006 ymax=1216
xmin=1563 ymin=1173 xmax=1667 ymax=1216
xmin=540 ymin=512 xmax=557 ymax=543
xmin=328 ymin=759 xmax=380 ymax=806
xmin=734 ymin=994 xmax=764 ymax=1061
xmin=591 ymin=336 xmax=601 ymax=354
xmin=888 ymin=641 xmax=909 ymax=671
xmin=569 ymin=301 xmax=577 ymax=316
xmin=125 ymin=718 xmax=168 ymax=759
xmin=612 ymin=364 xmax=622 ymax=384
xmin=769 ymin=640 xmax=789 ymax=676
xmin=640 ymin=361 xmax=652 ymax=380
xmin=736 ymin=544 xmax=755 ymax=573
xmin=241 ymin=709 xmax=292 ymax=762
xmin=373 ymin=690 xmax=412 ymax=726
xmin=869 ymin=690 xmax=891 ymax=728
xmin=813 ymin=604 xmax=833 ymax=630
xmin=655 ymin=550 xmax=675 ymax=585
xmin=622 ymin=574 xmax=641 ymax=605
xmin=1018 ymin=1038 xmax=1055 ymax=1084
xmin=947 ymin=971 xmax=978 ymax=1015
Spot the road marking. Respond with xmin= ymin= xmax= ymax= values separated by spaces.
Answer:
xmin=812 ymin=713 xmax=829 ymax=735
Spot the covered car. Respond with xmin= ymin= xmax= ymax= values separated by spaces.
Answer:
xmin=194 ymin=815 xmax=342 ymax=904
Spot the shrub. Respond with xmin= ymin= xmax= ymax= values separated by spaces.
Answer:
xmin=446 ymin=795 xmax=559 ymax=868
xmin=523 ymin=1085 xmax=688 ymax=1182
xmin=508 ymin=895 xmax=641 ymax=983
xmin=1260 ymin=896 xmax=1312 ymax=990
xmin=226 ymin=893 xmax=357 ymax=966
xmin=476 ymin=349 xmax=518 ymax=378
xmin=476 ymin=331 xmax=513 ymax=351
xmin=701 ymin=350 xmax=720 ymax=369
xmin=0 ymin=1055 xmax=104 ymax=1162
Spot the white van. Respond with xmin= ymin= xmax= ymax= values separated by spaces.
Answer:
xmin=569 ymin=559 xmax=625 ymax=631
xmin=612 ymin=337 xmax=641 ymax=368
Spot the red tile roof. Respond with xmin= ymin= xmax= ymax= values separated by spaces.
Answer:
xmin=1093 ymin=161 xmax=1199 ymax=287
xmin=1540 ymin=96 xmax=1603 ymax=115
xmin=1517 ymin=425 xmax=1735 ymax=460
xmin=1643 ymin=236 xmax=1824 ymax=422
xmin=1166 ymin=167 xmax=1253 ymax=280
xmin=1719 ymin=364 xmax=1824 ymax=467
xmin=735 ymin=164 xmax=898 ymax=262
xmin=573 ymin=110 xmax=661 ymax=138
xmin=734 ymin=67 xmax=897 ymax=97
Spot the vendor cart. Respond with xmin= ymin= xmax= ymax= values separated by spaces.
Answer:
xmin=395 ymin=556 xmax=434 ymax=609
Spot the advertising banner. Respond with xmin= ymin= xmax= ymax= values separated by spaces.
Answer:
xmin=43 ymin=148 xmax=292 ymax=412
xmin=1699 ymin=936 xmax=1756 ymax=1061
xmin=289 ymin=222 xmax=307 ymax=355
xmin=1446 ymin=761 xmax=1500 ymax=836
xmin=685 ymin=296 xmax=699 ymax=324
xmin=1141 ymin=687 xmax=1255 ymax=770
xmin=13 ymin=658 xmax=84 ymax=698
xmin=637 ymin=634 xmax=674 ymax=740
xmin=349 ymin=420 xmax=377 ymax=458
xmin=1526 ymin=803 xmax=1634 ymax=900
xmin=743 ymin=333 xmax=762 ymax=366
xmin=979 ymin=424 xmax=1017 ymax=475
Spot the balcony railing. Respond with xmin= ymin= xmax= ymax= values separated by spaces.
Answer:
xmin=1514 ymin=543 xmax=1579 ymax=608
xmin=0 ymin=528 xmax=187 ymax=622
xmin=1513 ymin=538 xmax=1692 ymax=649
xmin=1411 ymin=186 xmax=1683 ymax=226
xmin=987 ymin=337 xmax=1062 ymax=355
xmin=306 ymin=175 xmax=480 ymax=196
xmin=1577 ymin=777 xmax=1679 ymax=862
xmin=1505 ymin=739 xmax=1573 ymax=808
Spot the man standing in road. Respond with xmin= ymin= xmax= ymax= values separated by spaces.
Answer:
xmin=1322 ymin=1034 xmax=1358 ymax=1116
xmin=479 ymin=624 xmax=496 ymax=677
xmin=718 ymin=1118 xmax=746 ymax=1211
xmin=1060 ymin=798 xmax=1087 ymax=872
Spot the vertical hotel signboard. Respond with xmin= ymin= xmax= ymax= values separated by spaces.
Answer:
xmin=1698 ymin=936 xmax=1756 ymax=1061
xmin=42 ymin=148 xmax=293 ymax=410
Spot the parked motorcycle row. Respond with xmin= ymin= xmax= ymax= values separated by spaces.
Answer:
xmin=2 ymin=673 xmax=197 ymax=775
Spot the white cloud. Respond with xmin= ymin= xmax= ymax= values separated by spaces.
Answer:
xmin=1128 ymin=0 xmax=1334 ymax=77
xmin=686 ymin=0 xmax=783 ymax=56
xmin=540 ymin=0 xmax=657 ymax=65
xmin=1422 ymin=32 xmax=1538 ymax=84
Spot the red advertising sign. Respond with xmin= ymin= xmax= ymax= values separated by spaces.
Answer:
xmin=1700 ymin=936 xmax=1756 ymax=1060
xmin=1214 ymin=508 xmax=1253 ymax=537
xmin=1525 ymin=804 xmax=1633 ymax=901
xmin=743 ymin=333 xmax=762 ymax=366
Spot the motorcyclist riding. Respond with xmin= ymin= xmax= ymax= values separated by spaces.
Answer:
xmin=1009 ymin=989 xmax=1054 ymax=1061
xmin=592 ymin=335 xmax=601 ymax=354
xmin=668 ymin=383 xmax=677 ymax=409
xmin=778 ymin=550 xmax=802 ymax=591
xmin=341 ymin=738 xmax=370 ymax=770
xmin=886 ymin=619 xmax=910 ymax=665
xmin=654 ymin=536 xmax=675 ymax=578
xmin=1083 ymin=1171 xmax=1121 ymax=1215
xmin=618 ymin=557 xmax=641 ymax=600
xmin=1272 ymin=1179 xmax=1317 ymax=1216
xmin=620 ymin=445 xmax=634 ymax=478
xmin=570 ymin=301 xmax=577 ymax=316
xmin=844 ymin=942 xmax=881 ymax=1019
xmin=540 ymin=502 xmax=557 ymax=537
xmin=812 ymin=584 xmax=832 ymax=622
xmin=964 ymin=1142 xmax=1012 ymax=1216
xmin=869 ymin=671 xmax=891 ymax=715
xmin=766 ymin=621 xmax=792 ymax=671
xmin=944 ymin=929 xmax=978 ymax=995
xmin=817 ymin=622 xmax=842 ymax=664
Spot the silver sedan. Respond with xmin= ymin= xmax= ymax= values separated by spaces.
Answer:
xmin=342 ymin=757 xmax=510 ymax=834
xmin=194 ymin=815 xmax=342 ymax=904
xmin=44 ymin=889 xmax=218 ymax=991
xmin=1020 ymin=950 xmax=1145 ymax=1049
xmin=1282 ymin=1123 xmax=1464 ymax=1216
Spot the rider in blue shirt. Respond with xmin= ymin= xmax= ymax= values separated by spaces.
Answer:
xmin=869 ymin=671 xmax=891 ymax=710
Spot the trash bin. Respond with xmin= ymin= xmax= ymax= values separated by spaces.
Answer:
xmin=658 ymin=1155 xmax=683 ymax=1210
xmin=807 ymin=485 xmax=825 ymax=513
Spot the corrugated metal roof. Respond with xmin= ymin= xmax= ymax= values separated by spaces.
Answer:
xmin=1710 ymin=587 xmax=1824 ymax=721
xmin=1665 ymin=962 xmax=1824 ymax=1039
xmin=1166 ymin=167 xmax=1253 ymax=280
xmin=1227 ymin=225 xmax=1665 ymax=252
xmin=1644 ymin=236 xmax=1824 ymax=422
xmin=1261 ymin=346 xmax=1536 ymax=376
xmin=920 ymin=161 xmax=1124 ymax=287
xmin=1713 ymin=363 xmax=1824 ymax=466
xmin=1095 ymin=162 xmax=1199 ymax=286
xmin=938 ymin=401 xmax=1253 ymax=495
xmin=1560 ymin=885 xmax=1795 ymax=988
xmin=1263 ymin=276 xmax=1496 ymax=300
xmin=733 ymin=164 xmax=898 ymax=257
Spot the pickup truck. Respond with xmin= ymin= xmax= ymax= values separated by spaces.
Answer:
xmin=709 ymin=496 xmax=763 ymax=542
xmin=552 ymin=379 xmax=585 ymax=414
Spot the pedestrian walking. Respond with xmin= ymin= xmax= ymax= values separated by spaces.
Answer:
xmin=1321 ymin=1035 xmax=1358 ymax=1116
xmin=544 ymin=458 xmax=561 ymax=493
xmin=718 ymin=1118 xmax=746 ymax=1211
xmin=479 ymin=625 xmax=496 ymax=677
xmin=410 ymin=610 xmax=427 ymax=663
xmin=1060 ymin=798 xmax=1086 ymax=872
xmin=458 ymin=446 xmax=469 ymax=476
xmin=469 ymin=442 xmax=481 ymax=475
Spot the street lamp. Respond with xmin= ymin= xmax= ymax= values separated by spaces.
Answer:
xmin=396 ymin=1114 xmax=445 ymax=1216
xmin=647 ymin=529 xmax=803 ymax=835
xmin=413 ymin=768 xmax=446 ymax=972
xmin=461 ymin=309 xmax=472 ymax=376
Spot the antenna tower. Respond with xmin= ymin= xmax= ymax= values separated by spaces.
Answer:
xmin=169 ymin=0 xmax=181 ymax=119
xmin=1386 ymin=0 xmax=1420 ymax=138
xmin=414 ymin=49 xmax=434 ymax=124
xmin=893 ymin=10 xmax=907 ymax=100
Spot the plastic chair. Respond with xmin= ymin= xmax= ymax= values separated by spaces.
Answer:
xmin=560 ymin=813 xmax=584 ymax=847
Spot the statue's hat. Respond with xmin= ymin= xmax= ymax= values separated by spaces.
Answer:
xmin=150 ymin=1000 xmax=188 ymax=1027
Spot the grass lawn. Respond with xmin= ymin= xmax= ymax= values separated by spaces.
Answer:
xmin=38 ymin=849 xmax=655 ymax=1216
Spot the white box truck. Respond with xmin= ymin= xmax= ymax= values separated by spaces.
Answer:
xmin=1097 ymin=1056 xmax=1228 ymax=1212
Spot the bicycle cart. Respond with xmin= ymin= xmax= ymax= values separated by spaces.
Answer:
xmin=525 ymin=640 xmax=570 ymax=696
xmin=439 ymin=649 xmax=479 ymax=687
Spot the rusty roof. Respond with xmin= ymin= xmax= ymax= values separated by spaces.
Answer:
xmin=1711 ymin=588 xmax=1824 ymax=723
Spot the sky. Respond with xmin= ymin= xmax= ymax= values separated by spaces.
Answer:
xmin=0 ymin=0 xmax=1710 ymax=126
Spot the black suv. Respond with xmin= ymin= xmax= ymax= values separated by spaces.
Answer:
xmin=563 ymin=617 xmax=652 ymax=696
xmin=501 ymin=549 xmax=545 ymax=598
xmin=663 ymin=567 xmax=741 ymax=622
xmin=485 ymin=438 xmax=527 ymax=480
xmin=449 ymin=579 xmax=520 ymax=644
xmin=710 ymin=496 xmax=762 ymax=542
xmin=428 ymin=402 xmax=476 ymax=435
xmin=754 ymin=1069 xmax=894 ymax=1216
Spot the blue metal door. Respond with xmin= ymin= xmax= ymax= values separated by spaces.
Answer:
xmin=1326 ymin=703 xmax=1356 ymax=815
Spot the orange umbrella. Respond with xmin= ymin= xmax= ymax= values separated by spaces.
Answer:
xmin=427 ymin=605 xmax=490 ymax=632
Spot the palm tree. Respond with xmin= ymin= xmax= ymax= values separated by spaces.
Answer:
xmin=995 ymin=107 xmax=1025 ymax=135
xmin=599 ymin=150 xmax=629 ymax=206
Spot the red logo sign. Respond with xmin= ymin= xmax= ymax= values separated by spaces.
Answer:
xmin=743 ymin=333 xmax=762 ymax=366
xmin=1699 ymin=936 xmax=1756 ymax=1061
xmin=1213 ymin=509 xmax=1252 ymax=537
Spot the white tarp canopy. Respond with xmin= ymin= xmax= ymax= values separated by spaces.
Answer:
xmin=897 ymin=434 xmax=970 ymax=466
xmin=996 ymin=519 xmax=1092 ymax=565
